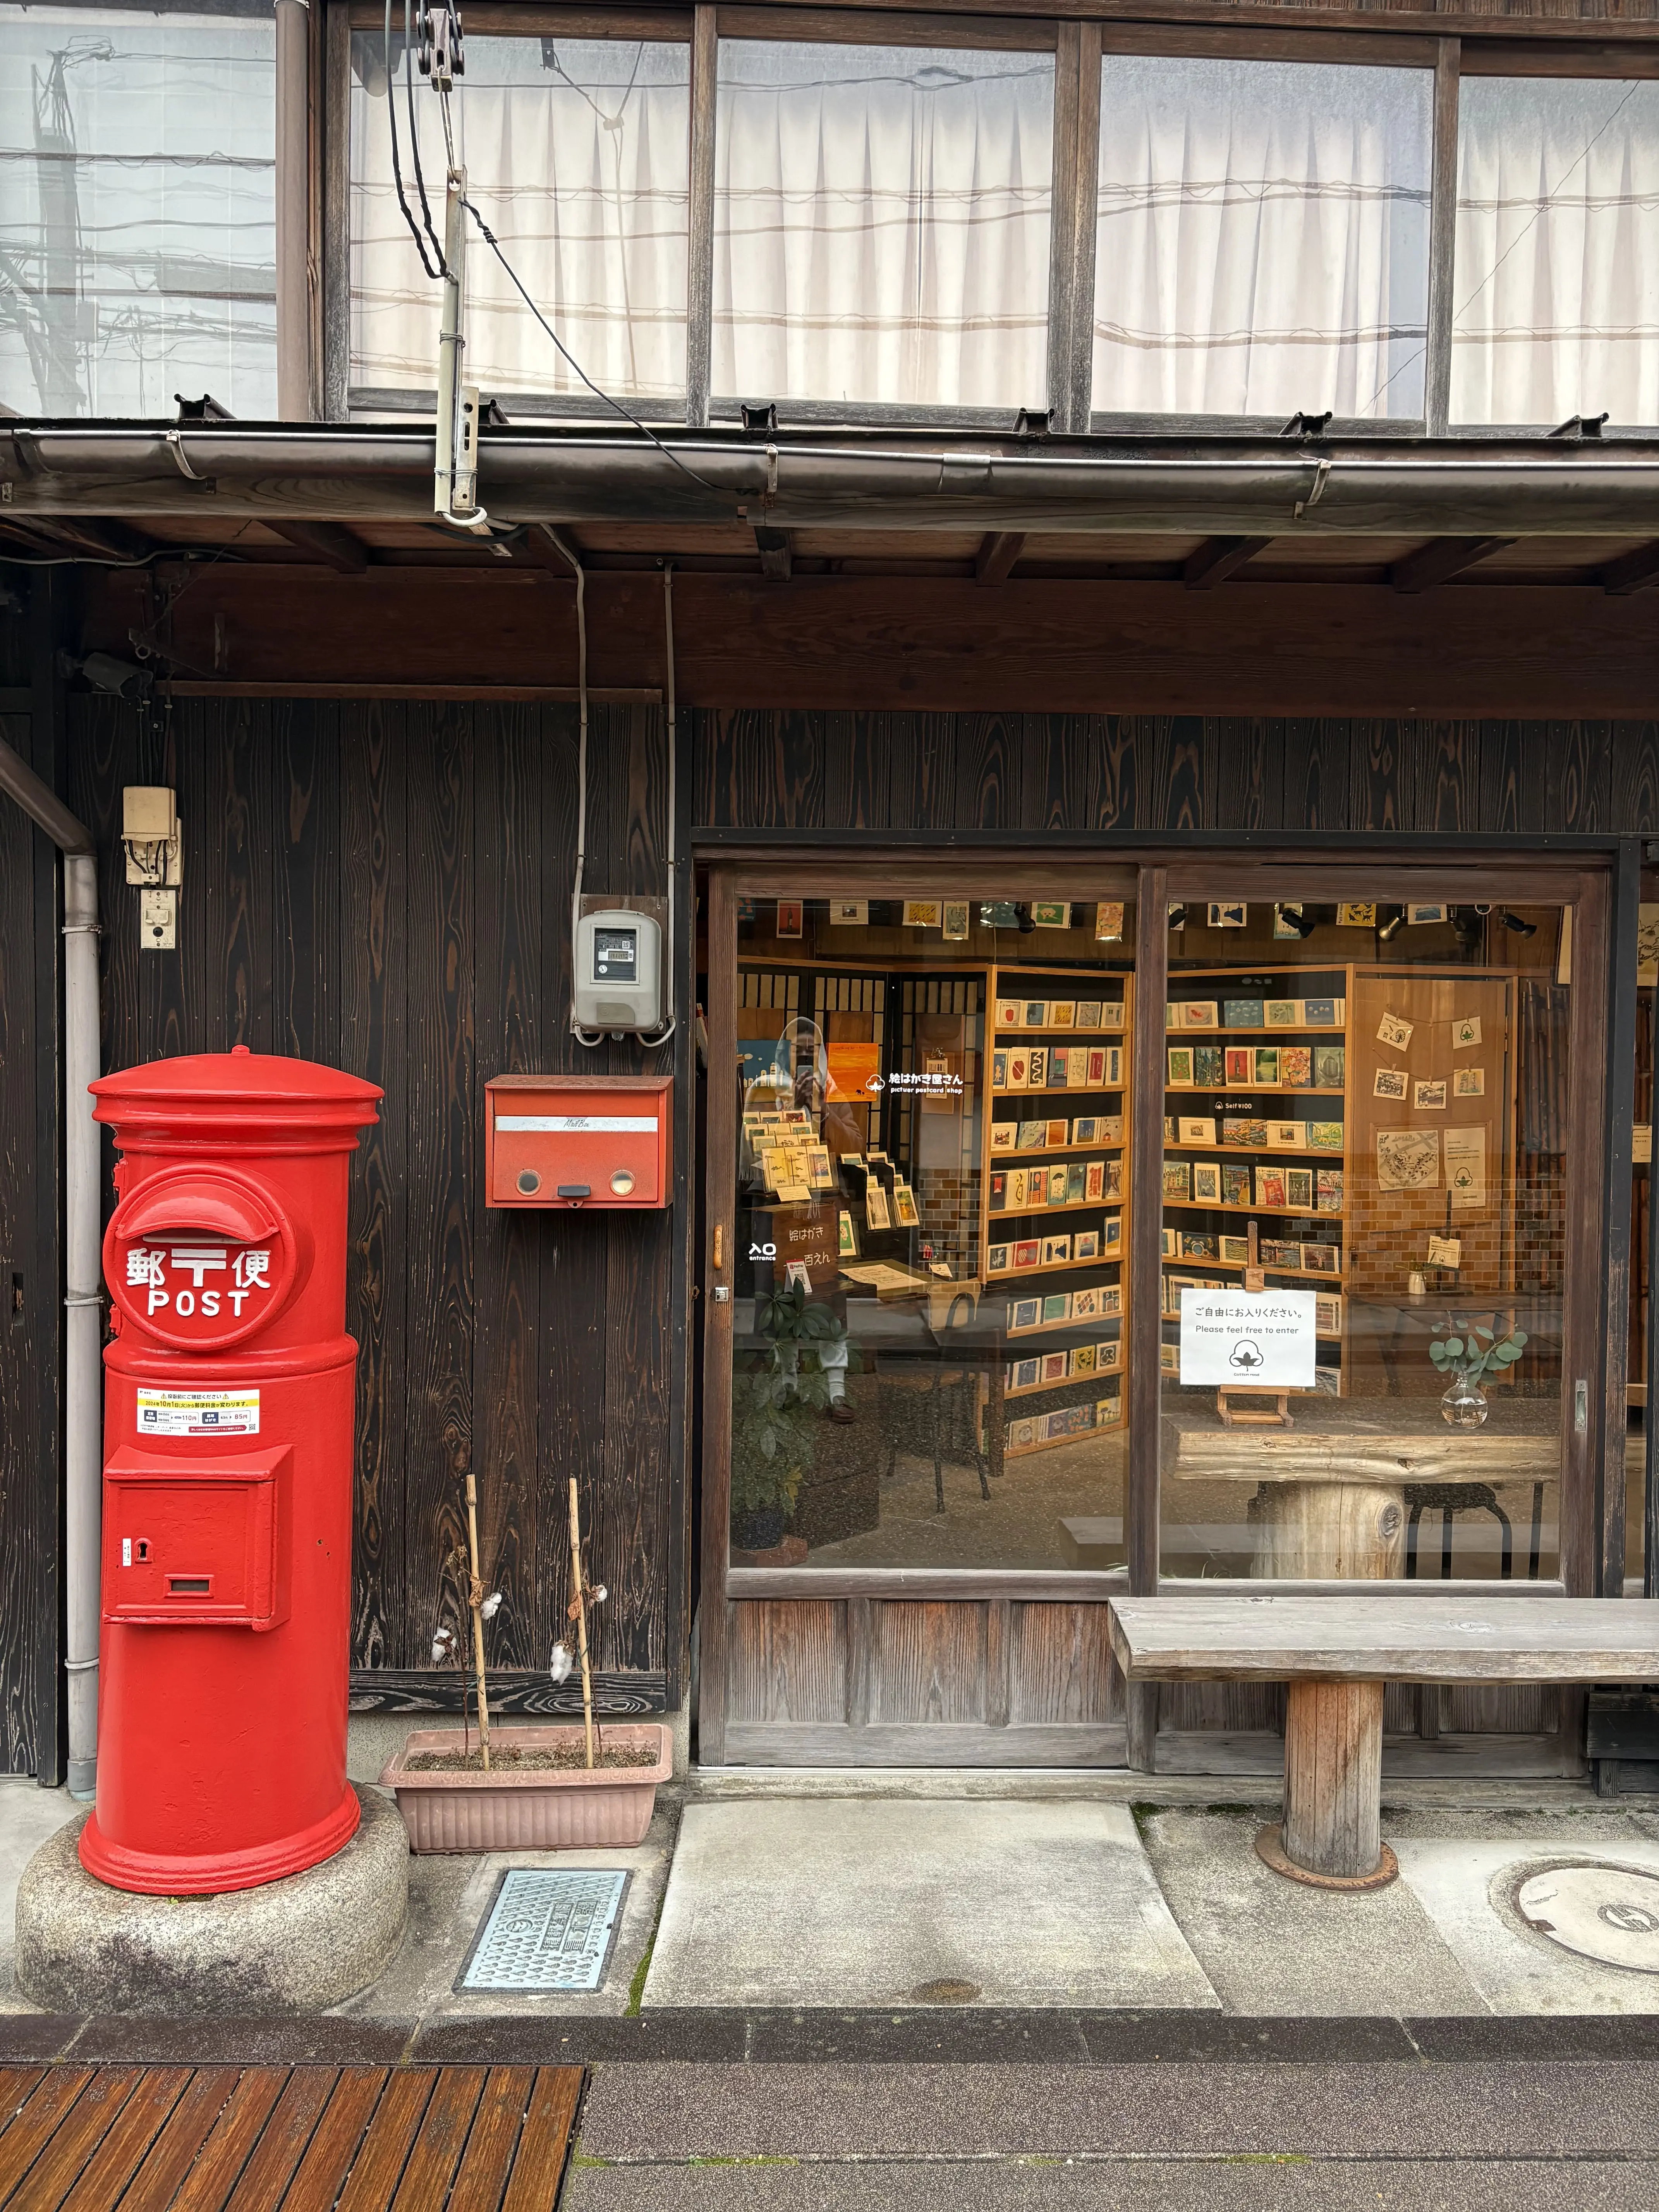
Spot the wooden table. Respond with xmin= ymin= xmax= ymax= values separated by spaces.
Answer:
xmin=1108 ymin=1594 xmax=1659 ymax=1886
xmin=1159 ymin=1401 xmax=1623 ymax=1580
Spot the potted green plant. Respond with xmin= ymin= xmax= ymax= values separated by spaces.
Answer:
xmin=1428 ymin=1311 xmax=1528 ymax=1427
xmin=380 ymin=1474 xmax=670 ymax=1851
xmin=729 ymin=1285 xmax=850 ymax=1551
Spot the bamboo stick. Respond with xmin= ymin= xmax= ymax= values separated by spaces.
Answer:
xmin=568 ymin=1476 xmax=596 ymax=1769
xmin=464 ymin=1468 xmax=492 ymax=1771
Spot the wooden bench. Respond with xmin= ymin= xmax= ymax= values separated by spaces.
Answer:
xmin=1108 ymin=1595 xmax=1659 ymax=1889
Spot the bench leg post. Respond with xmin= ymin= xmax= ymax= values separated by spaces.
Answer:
xmin=1259 ymin=1679 xmax=1397 ymax=1889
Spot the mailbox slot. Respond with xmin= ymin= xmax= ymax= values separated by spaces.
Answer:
xmin=104 ymin=1446 xmax=291 ymax=1630
xmin=485 ymin=1075 xmax=672 ymax=1209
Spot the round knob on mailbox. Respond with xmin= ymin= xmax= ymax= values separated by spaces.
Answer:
xmin=517 ymin=1169 xmax=541 ymax=1195
xmin=610 ymin=1169 xmax=635 ymax=1197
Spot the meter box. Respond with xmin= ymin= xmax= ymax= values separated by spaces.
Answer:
xmin=485 ymin=1073 xmax=673 ymax=1209
xmin=574 ymin=909 xmax=664 ymax=1034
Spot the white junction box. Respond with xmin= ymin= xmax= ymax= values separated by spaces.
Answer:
xmin=574 ymin=908 xmax=664 ymax=1033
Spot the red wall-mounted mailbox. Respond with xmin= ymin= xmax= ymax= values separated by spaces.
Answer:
xmin=485 ymin=1073 xmax=673 ymax=1209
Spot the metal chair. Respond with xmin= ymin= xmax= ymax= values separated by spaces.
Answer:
xmin=1404 ymin=1481 xmax=1523 ymax=1580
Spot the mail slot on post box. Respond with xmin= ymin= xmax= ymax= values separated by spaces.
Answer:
xmin=485 ymin=1073 xmax=672 ymax=1208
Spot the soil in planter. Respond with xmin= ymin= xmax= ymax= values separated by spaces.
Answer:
xmin=404 ymin=1741 xmax=657 ymax=1773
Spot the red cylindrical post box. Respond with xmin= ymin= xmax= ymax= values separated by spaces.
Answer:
xmin=81 ymin=1047 xmax=381 ymax=1895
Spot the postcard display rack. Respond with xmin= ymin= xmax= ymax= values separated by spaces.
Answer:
xmin=984 ymin=973 xmax=1133 ymax=1460
xmin=1163 ymin=970 xmax=1350 ymax=1395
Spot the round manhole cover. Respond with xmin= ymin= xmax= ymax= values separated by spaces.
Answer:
xmin=1515 ymin=1865 xmax=1659 ymax=1973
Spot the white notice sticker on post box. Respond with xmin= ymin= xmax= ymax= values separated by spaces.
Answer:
xmin=135 ymin=1387 xmax=261 ymax=1436
xmin=1178 ymin=1288 xmax=1316 ymax=1390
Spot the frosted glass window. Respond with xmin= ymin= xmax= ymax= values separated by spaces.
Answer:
xmin=714 ymin=40 xmax=1054 ymax=411
xmin=1453 ymin=77 xmax=1659 ymax=427
xmin=350 ymin=35 xmax=689 ymax=404
xmin=1093 ymin=55 xmax=1432 ymax=421
xmin=0 ymin=3 xmax=275 ymax=419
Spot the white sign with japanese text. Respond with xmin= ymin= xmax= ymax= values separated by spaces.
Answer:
xmin=135 ymin=1387 xmax=261 ymax=1436
xmin=1178 ymin=1288 xmax=1317 ymax=1389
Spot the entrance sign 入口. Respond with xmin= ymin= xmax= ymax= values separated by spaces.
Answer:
xmin=1179 ymin=1288 xmax=1317 ymax=1390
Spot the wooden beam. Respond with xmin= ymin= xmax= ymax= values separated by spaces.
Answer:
xmin=685 ymin=3 xmax=716 ymax=428
xmin=1423 ymin=39 xmax=1461 ymax=438
xmin=266 ymin=519 xmax=369 ymax=572
xmin=1603 ymin=542 xmax=1659 ymax=596
xmin=975 ymin=531 xmax=1027 ymax=586
xmin=1388 ymin=535 xmax=1514 ymax=593
xmin=754 ymin=525 xmax=793 ymax=581
xmin=1183 ymin=535 xmax=1272 ymax=589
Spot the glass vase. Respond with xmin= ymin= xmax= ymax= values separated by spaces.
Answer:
xmin=1439 ymin=1369 xmax=1490 ymax=1428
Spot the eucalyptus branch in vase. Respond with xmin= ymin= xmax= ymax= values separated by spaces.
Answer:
xmin=1428 ymin=1312 xmax=1528 ymax=1428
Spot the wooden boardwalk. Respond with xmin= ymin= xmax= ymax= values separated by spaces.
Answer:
xmin=0 ymin=2064 xmax=582 ymax=2210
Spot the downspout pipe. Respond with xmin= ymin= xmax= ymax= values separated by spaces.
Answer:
xmin=0 ymin=737 xmax=101 ymax=1800
xmin=275 ymin=0 xmax=313 ymax=419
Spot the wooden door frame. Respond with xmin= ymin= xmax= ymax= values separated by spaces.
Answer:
xmin=695 ymin=842 xmax=1627 ymax=1768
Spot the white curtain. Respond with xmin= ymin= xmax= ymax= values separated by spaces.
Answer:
xmin=0 ymin=4 xmax=274 ymax=419
xmin=713 ymin=40 xmax=1054 ymax=412
xmin=1093 ymin=56 xmax=1432 ymax=421
xmin=350 ymin=35 xmax=689 ymax=405
xmin=1453 ymin=77 xmax=1659 ymax=428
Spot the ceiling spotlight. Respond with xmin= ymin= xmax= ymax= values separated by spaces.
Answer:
xmin=1168 ymin=903 xmax=1189 ymax=930
xmin=1451 ymin=907 xmax=1483 ymax=951
xmin=1276 ymin=904 xmax=1318 ymax=939
xmin=1377 ymin=907 xmax=1406 ymax=943
xmin=1016 ymin=902 xmax=1035 ymax=934
xmin=1499 ymin=909 xmax=1538 ymax=939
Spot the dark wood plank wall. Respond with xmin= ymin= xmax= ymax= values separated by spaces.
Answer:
xmin=64 ymin=696 xmax=687 ymax=1707
xmin=695 ymin=714 xmax=1659 ymax=836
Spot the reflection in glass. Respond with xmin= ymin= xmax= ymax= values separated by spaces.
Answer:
xmin=350 ymin=36 xmax=689 ymax=402
xmin=1092 ymin=56 xmax=1432 ymax=421
xmin=1158 ymin=899 xmax=1567 ymax=1585
xmin=0 ymin=5 xmax=275 ymax=417
xmin=714 ymin=41 xmax=1054 ymax=410
xmin=727 ymin=895 xmax=1131 ymax=1570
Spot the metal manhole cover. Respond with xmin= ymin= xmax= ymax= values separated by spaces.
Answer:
xmin=1515 ymin=1865 xmax=1659 ymax=1973
xmin=457 ymin=1869 xmax=629 ymax=1993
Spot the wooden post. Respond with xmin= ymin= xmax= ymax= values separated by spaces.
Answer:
xmin=1278 ymin=1678 xmax=1389 ymax=1882
xmin=569 ymin=1477 xmax=596 ymax=1769
xmin=464 ymin=1469 xmax=492 ymax=1771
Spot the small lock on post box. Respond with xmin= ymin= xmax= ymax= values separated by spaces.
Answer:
xmin=82 ymin=1048 xmax=380 ymax=1897
xmin=484 ymin=1073 xmax=672 ymax=1208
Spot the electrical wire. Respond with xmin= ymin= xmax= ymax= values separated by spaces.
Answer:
xmin=385 ymin=0 xmax=442 ymax=278
xmin=404 ymin=0 xmax=447 ymax=273
xmin=460 ymin=198 xmax=728 ymax=500
xmin=543 ymin=527 xmax=607 ymax=1048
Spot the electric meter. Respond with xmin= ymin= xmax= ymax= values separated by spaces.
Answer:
xmin=573 ymin=908 xmax=665 ymax=1033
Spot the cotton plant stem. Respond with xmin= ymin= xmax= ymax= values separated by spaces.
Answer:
xmin=569 ymin=1476 xmax=596 ymax=1769
xmin=465 ymin=1469 xmax=492 ymax=1771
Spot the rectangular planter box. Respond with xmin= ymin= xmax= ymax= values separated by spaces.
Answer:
xmin=380 ymin=1723 xmax=672 ymax=1852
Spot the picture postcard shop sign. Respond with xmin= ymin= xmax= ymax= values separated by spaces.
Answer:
xmin=1179 ymin=1288 xmax=1317 ymax=1390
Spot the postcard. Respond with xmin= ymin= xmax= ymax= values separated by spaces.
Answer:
xmin=1042 ymin=1350 xmax=1069 ymax=1384
xmin=1042 ymin=1291 xmax=1072 ymax=1323
xmin=1097 ymin=1340 xmax=1121 ymax=1372
xmin=1309 ymin=1122 xmax=1344 ymax=1151
xmin=1445 ymin=1125 xmax=1487 ymax=1211
xmin=839 ymin=1210 xmax=859 ymax=1258
xmin=1071 ymin=1286 xmax=1101 ymax=1321
xmin=1180 ymin=1001 xmax=1220 ymax=1030
xmin=1255 ymin=1167 xmax=1288 ymax=1209
xmin=1377 ymin=1010 xmax=1414 ymax=1051
xmin=987 ymin=1243 xmax=1013 ymax=1276
xmin=1452 ymin=1015 xmax=1482 ymax=1050
xmin=1266 ymin=1120 xmax=1307 ymax=1150
xmin=1095 ymin=903 xmax=1124 ymax=941
xmin=1280 ymin=1047 xmax=1313 ymax=1088
xmin=990 ymin=1122 xmax=1015 ymax=1154
xmin=1178 ymin=1116 xmax=1218 ymax=1146
xmin=1099 ymin=1001 xmax=1126 ymax=1030
xmin=1219 ymin=1234 xmax=1252 ymax=1264
xmin=992 ymin=1050 xmax=1010 ymax=1091
xmin=808 ymin=1145 xmax=835 ymax=1191
xmin=1316 ymin=1295 xmax=1343 ymax=1333
xmin=1304 ymin=998 xmax=1341 ymax=1027
xmin=1302 ymin=1242 xmax=1339 ymax=1275
xmin=1338 ymin=903 xmax=1377 ymax=928
xmin=1260 ymin=1240 xmax=1300 ymax=1267
xmin=1316 ymin=1169 xmax=1344 ymax=1212
xmin=1265 ymin=1000 xmax=1303 ymax=1029
xmin=865 ymin=1183 xmax=891 ymax=1230
xmin=1161 ymin=1228 xmax=1178 ymax=1256
xmin=1455 ymin=1066 xmax=1486 ymax=1097
xmin=1049 ymin=1002 xmax=1076 ymax=1030
xmin=1164 ymin=1162 xmax=1192 ymax=1202
xmin=1209 ymin=902 xmax=1247 ymax=929
xmin=831 ymin=899 xmax=869 ymax=926
xmin=1164 ymin=1117 xmax=1178 ymax=1144
xmin=1074 ymin=1230 xmax=1101 ymax=1260
xmin=1013 ymin=1238 xmax=1042 ymax=1270
xmin=1010 ymin=1296 xmax=1041 ymax=1331
xmin=893 ymin=1182 xmax=920 ymax=1227
xmin=1286 ymin=1168 xmax=1314 ymax=1209
xmin=1012 ymin=1120 xmax=1041 ymax=1151
xmin=1223 ymin=999 xmax=1265 ymax=1029
xmin=995 ymin=997 xmax=1022 ymax=1030
xmin=1032 ymin=902 xmax=1070 ymax=929
xmin=1254 ymin=1049 xmax=1280 ymax=1086
xmin=1376 ymin=1128 xmax=1440 ymax=1192
xmin=1194 ymin=1045 xmax=1226 ymax=1085
xmin=1408 ymin=904 xmax=1449 ymax=925
xmin=1224 ymin=1047 xmax=1255 ymax=1085
xmin=1076 ymin=1001 xmax=1103 ymax=1031
xmin=1043 ymin=1118 xmax=1067 ymax=1147
xmin=1063 ymin=1163 xmax=1085 ymax=1205
xmin=1101 ymin=1286 xmax=1123 ymax=1315
xmin=942 ymin=902 xmax=969 ymax=942
xmin=1009 ymin=1419 xmax=1035 ymax=1450
xmin=1188 ymin=1162 xmax=1219 ymax=1204
xmin=1071 ymin=1343 xmax=1098 ymax=1377
xmin=1160 ymin=1343 xmax=1180 ymax=1375
xmin=1413 ymin=1080 xmax=1448 ymax=1111
xmin=902 ymin=900 xmax=942 ymax=930
xmin=1047 ymin=1164 xmax=1070 ymax=1206
xmin=1374 ymin=1067 xmax=1408 ymax=1101
xmin=1314 ymin=1044 xmax=1346 ymax=1089
xmin=1168 ymin=1047 xmax=1194 ymax=1087
xmin=1013 ymin=1356 xmax=1040 ymax=1389
xmin=1083 ymin=1161 xmax=1104 ymax=1203
xmin=1104 ymin=1215 xmax=1123 ymax=1248
xmin=1182 ymin=1232 xmax=1219 ymax=1259
xmin=1023 ymin=1001 xmax=1048 ymax=1029
xmin=1028 ymin=1048 xmax=1048 ymax=1089
xmin=776 ymin=900 xmax=804 ymax=938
